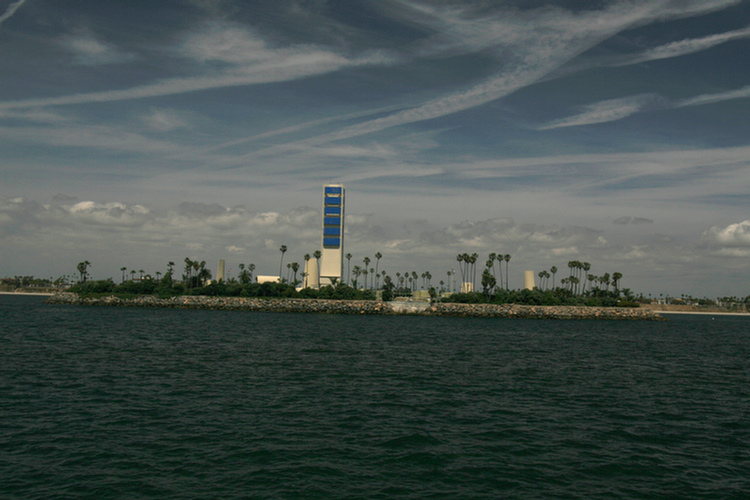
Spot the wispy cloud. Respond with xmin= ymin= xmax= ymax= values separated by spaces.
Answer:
xmin=0 ymin=123 xmax=182 ymax=154
xmin=539 ymin=83 xmax=750 ymax=129
xmin=613 ymin=217 xmax=654 ymax=225
xmin=0 ymin=0 xmax=27 ymax=26
xmin=59 ymin=33 xmax=136 ymax=66
xmin=623 ymin=25 xmax=750 ymax=65
xmin=303 ymin=0 xmax=742 ymax=143
xmin=675 ymin=84 xmax=750 ymax=107
xmin=0 ymin=22 xmax=394 ymax=110
xmin=538 ymin=94 xmax=666 ymax=130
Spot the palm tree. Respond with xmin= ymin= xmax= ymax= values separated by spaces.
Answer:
xmin=120 ymin=267 xmax=127 ymax=283
xmin=198 ymin=265 xmax=211 ymax=286
xmin=139 ymin=269 xmax=144 ymax=281
xmin=76 ymin=260 xmax=91 ymax=283
xmin=248 ymin=263 xmax=255 ymax=283
xmin=374 ymin=252 xmax=382 ymax=288
xmin=481 ymin=268 xmax=496 ymax=302
xmin=166 ymin=261 xmax=175 ymax=285
xmin=279 ymin=245 xmax=287 ymax=279
xmin=238 ymin=263 xmax=249 ymax=284
xmin=193 ymin=261 xmax=201 ymax=285
xmin=130 ymin=269 xmax=137 ymax=281
xmin=313 ymin=250 xmax=322 ymax=282
xmin=291 ymin=262 xmax=300 ymax=285
xmin=582 ymin=262 xmax=591 ymax=294
xmin=363 ymin=257 xmax=371 ymax=288
xmin=345 ymin=253 xmax=352 ymax=285
xmin=352 ymin=265 xmax=362 ymax=289
xmin=456 ymin=254 xmax=465 ymax=285
xmin=612 ymin=272 xmax=623 ymax=294
xmin=550 ymin=266 xmax=558 ymax=289
xmin=503 ymin=254 xmax=511 ymax=290
xmin=303 ymin=254 xmax=311 ymax=286
xmin=489 ymin=253 xmax=500 ymax=285
xmin=470 ymin=253 xmax=478 ymax=290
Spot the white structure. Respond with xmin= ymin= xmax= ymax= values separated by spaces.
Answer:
xmin=257 ymin=275 xmax=280 ymax=284
xmin=524 ymin=270 xmax=535 ymax=290
xmin=303 ymin=258 xmax=319 ymax=289
xmin=461 ymin=282 xmax=474 ymax=293
xmin=319 ymin=184 xmax=345 ymax=286
xmin=217 ymin=259 xmax=225 ymax=283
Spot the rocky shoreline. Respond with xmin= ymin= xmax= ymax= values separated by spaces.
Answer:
xmin=44 ymin=293 xmax=666 ymax=320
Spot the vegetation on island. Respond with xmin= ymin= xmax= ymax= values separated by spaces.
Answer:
xmin=11 ymin=249 xmax=745 ymax=311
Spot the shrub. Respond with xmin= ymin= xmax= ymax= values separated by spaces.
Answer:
xmin=69 ymin=279 xmax=116 ymax=295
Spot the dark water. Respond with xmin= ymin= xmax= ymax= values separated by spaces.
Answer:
xmin=1 ymin=295 xmax=749 ymax=499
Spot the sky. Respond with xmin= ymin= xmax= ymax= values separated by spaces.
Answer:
xmin=1 ymin=0 xmax=749 ymax=299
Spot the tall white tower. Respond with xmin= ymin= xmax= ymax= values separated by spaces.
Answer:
xmin=319 ymin=184 xmax=344 ymax=286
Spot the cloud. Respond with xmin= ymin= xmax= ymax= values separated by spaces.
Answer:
xmin=538 ymin=82 xmax=750 ymax=129
xmin=623 ymin=25 xmax=750 ymax=65
xmin=60 ymin=33 xmax=136 ymax=65
xmin=613 ymin=217 xmax=654 ymax=225
xmin=0 ymin=123 xmax=182 ymax=153
xmin=142 ymin=108 xmax=190 ymax=132
xmin=539 ymin=94 xmax=666 ymax=129
xmin=703 ymin=220 xmax=750 ymax=247
xmin=0 ymin=22 xmax=394 ymax=111
xmin=300 ymin=0 xmax=741 ymax=143
xmin=0 ymin=0 xmax=27 ymax=26
xmin=69 ymin=201 xmax=151 ymax=227
xmin=675 ymin=85 xmax=750 ymax=108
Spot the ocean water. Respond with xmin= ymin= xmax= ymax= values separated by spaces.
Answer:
xmin=1 ymin=295 xmax=748 ymax=499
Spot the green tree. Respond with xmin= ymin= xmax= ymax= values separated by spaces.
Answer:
xmin=481 ymin=268 xmax=496 ymax=303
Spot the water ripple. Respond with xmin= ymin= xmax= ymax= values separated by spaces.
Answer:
xmin=2 ymin=296 xmax=749 ymax=499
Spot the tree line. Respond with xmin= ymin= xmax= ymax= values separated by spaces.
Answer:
xmin=69 ymin=249 xmax=639 ymax=307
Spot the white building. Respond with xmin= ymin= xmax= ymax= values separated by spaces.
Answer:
xmin=319 ymin=184 xmax=345 ymax=286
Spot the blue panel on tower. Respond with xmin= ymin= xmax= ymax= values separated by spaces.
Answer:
xmin=324 ymin=206 xmax=341 ymax=216
xmin=324 ymin=227 xmax=341 ymax=236
xmin=325 ymin=186 xmax=343 ymax=194
xmin=325 ymin=196 xmax=341 ymax=206
xmin=324 ymin=217 xmax=340 ymax=226
xmin=323 ymin=237 xmax=340 ymax=247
